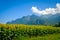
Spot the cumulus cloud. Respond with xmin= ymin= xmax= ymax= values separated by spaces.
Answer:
xmin=31 ymin=3 xmax=60 ymax=15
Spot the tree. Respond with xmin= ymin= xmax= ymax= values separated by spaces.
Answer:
xmin=54 ymin=22 xmax=60 ymax=27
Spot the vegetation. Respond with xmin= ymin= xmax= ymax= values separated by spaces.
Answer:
xmin=54 ymin=22 xmax=60 ymax=27
xmin=15 ymin=33 xmax=60 ymax=40
xmin=0 ymin=24 xmax=60 ymax=40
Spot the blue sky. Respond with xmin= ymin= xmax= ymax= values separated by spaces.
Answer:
xmin=0 ymin=0 xmax=60 ymax=24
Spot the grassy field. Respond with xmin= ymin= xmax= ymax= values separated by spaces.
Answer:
xmin=0 ymin=24 xmax=60 ymax=40
xmin=15 ymin=33 xmax=60 ymax=40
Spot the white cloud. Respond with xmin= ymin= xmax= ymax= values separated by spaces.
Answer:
xmin=31 ymin=3 xmax=60 ymax=15
xmin=56 ymin=3 xmax=60 ymax=13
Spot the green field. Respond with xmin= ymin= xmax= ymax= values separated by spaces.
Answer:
xmin=15 ymin=33 xmax=60 ymax=40
xmin=0 ymin=24 xmax=60 ymax=40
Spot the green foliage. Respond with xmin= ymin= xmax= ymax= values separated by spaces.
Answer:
xmin=16 ymin=33 xmax=60 ymax=40
xmin=54 ymin=22 xmax=60 ymax=27
xmin=0 ymin=24 xmax=60 ymax=40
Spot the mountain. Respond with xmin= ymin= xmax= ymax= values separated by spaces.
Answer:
xmin=7 ymin=13 xmax=60 ymax=25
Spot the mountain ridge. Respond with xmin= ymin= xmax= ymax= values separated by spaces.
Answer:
xmin=7 ymin=13 xmax=60 ymax=25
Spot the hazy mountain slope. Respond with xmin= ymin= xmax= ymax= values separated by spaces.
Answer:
xmin=7 ymin=13 xmax=60 ymax=25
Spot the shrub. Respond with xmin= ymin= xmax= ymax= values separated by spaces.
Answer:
xmin=54 ymin=22 xmax=60 ymax=27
